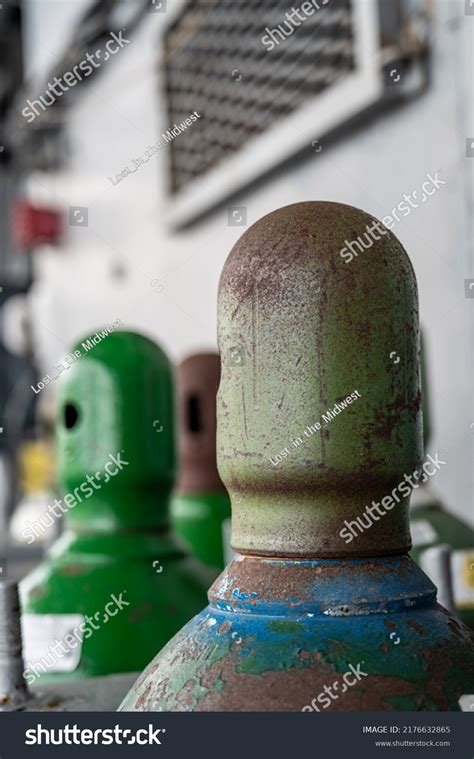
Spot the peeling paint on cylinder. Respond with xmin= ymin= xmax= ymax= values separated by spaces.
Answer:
xmin=120 ymin=202 xmax=474 ymax=712
xmin=121 ymin=555 xmax=472 ymax=711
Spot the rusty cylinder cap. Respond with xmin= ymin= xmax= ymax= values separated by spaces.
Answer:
xmin=217 ymin=201 xmax=422 ymax=558
xmin=175 ymin=353 xmax=226 ymax=494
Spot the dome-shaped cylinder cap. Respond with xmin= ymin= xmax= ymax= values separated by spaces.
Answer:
xmin=217 ymin=201 xmax=422 ymax=558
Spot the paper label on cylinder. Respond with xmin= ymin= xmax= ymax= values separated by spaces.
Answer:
xmin=21 ymin=614 xmax=84 ymax=673
xmin=411 ymin=519 xmax=438 ymax=547
xmin=458 ymin=694 xmax=474 ymax=711
xmin=451 ymin=550 xmax=474 ymax=606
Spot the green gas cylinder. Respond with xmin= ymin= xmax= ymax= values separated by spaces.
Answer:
xmin=171 ymin=353 xmax=231 ymax=570
xmin=20 ymin=330 xmax=212 ymax=682
xmin=411 ymin=335 xmax=474 ymax=629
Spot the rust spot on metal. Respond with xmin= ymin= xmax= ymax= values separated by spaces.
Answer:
xmin=135 ymin=682 xmax=153 ymax=710
xmin=176 ymin=679 xmax=196 ymax=709
xmin=406 ymin=619 xmax=427 ymax=636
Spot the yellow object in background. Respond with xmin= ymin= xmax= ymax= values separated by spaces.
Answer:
xmin=459 ymin=552 xmax=474 ymax=596
xmin=18 ymin=441 xmax=55 ymax=495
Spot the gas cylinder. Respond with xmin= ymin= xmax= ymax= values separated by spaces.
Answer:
xmin=410 ymin=335 xmax=474 ymax=629
xmin=171 ymin=353 xmax=231 ymax=570
xmin=20 ymin=330 xmax=212 ymax=681
xmin=120 ymin=202 xmax=474 ymax=712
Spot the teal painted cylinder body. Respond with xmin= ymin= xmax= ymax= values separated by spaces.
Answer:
xmin=121 ymin=554 xmax=472 ymax=711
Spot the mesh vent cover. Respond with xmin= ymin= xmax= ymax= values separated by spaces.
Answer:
xmin=163 ymin=0 xmax=355 ymax=194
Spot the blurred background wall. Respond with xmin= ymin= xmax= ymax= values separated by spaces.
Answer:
xmin=1 ymin=0 xmax=472 ymax=533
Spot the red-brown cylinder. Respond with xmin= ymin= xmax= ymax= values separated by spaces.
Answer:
xmin=175 ymin=353 xmax=226 ymax=494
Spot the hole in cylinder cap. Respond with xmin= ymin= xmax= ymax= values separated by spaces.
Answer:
xmin=187 ymin=394 xmax=202 ymax=434
xmin=64 ymin=403 xmax=80 ymax=429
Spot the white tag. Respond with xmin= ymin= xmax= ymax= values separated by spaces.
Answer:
xmin=458 ymin=694 xmax=474 ymax=711
xmin=451 ymin=550 xmax=474 ymax=606
xmin=22 ymin=614 xmax=84 ymax=674
xmin=411 ymin=519 xmax=438 ymax=547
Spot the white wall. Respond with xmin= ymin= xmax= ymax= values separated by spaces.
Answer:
xmin=22 ymin=0 xmax=473 ymax=524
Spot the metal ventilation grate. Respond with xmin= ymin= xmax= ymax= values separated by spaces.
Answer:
xmin=163 ymin=0 xmax=356 ymax=195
